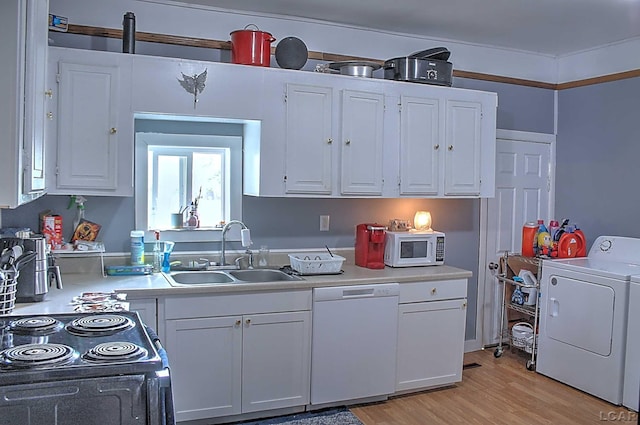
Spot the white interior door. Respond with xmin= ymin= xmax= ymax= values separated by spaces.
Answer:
xmin=478 ymin=130 xmax=554 ymax=348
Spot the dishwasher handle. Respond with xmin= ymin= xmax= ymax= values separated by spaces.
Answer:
xmin=313 ymin=283 xmax=399 ymax=301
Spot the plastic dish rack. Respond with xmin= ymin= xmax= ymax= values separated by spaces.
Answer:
xmin=288 ymin=253 xmax=345 ymax=275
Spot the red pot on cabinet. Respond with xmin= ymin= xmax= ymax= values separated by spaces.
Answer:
xmin=230 ymin=24 xmax=275 ymax=67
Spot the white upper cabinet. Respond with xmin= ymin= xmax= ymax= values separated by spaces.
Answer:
xmin=399 ymin=95 xmax=441 ymax=196
xmin=398 ymin=87 xmax=497 ymax=198
xmin=444 ymin=99 xmax=483 ymax=195
xmin=340 ymin=90 xmax=385 ymax=195
xmin=0 ymin=0 xmax=49 ymax=208
xmin=44 ymin=49 xmax=496 ymax=199
xmin=48 ymin=48 xmax=134 ymax=196
xmin=263 ymin=75 xmax=386 ymax=198
xmin=284 ymin=84 xmax=333 ymax=194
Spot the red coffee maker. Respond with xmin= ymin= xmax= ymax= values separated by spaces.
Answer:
xmin=355 ymin=223 xmax=386 ymax=269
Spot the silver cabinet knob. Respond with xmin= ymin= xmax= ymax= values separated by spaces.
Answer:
xmin=327 ymin=138 xmax=333 ymax=144
xmin=434 ymin=144 xmax=440 ymax=150
xmin=345 ymin=139 xmax=351 ymax=145
xmin=448 ymin=145 xmax=454 ymax=151
xmin=110 ymin=127 xmax=117 ymax=134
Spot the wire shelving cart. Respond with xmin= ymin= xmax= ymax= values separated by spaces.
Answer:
xmin=494 ymin=252 xmax=542 ymax=371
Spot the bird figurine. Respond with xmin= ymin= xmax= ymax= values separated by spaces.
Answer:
xmin=177 ymin=69 xmax=207 ymax=108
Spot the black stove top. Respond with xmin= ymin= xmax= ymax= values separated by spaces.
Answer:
xmin=0 ymin=311 xmax=162 ymax=386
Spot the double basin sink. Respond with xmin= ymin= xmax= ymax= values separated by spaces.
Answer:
xmin=164 ymin=269 xmax=304 ymax=286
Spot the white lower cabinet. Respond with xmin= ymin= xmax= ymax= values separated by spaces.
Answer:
xmin=127 ymin=298 xmax=157 ymax=330
xmin=396 ymin=279 xmax=468 ymax=393
xmin=160 ymin=291 xmax=311 ymax=423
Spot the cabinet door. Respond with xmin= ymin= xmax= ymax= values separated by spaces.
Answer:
xmin=57 ymin=62 xmax=119 ymax=191
xmin=242 ymin=311 xmax=311 ymax=413
xmin=444 ymin=99 xmax=482 ymax=195
xmin=128 ymin=298 xmax=157 ymax=330
xmin=396 ymin=299 xmax=467 ymax=392
xmin=399 ymin=95 xmax=441 ymax=195
xmin=22 ymin=0 xmax=48 ymax=194
xmin=285 ymin=84 xmax=333 ymax=194
xmin=340 ymin=89 xmax=385 ymax=195
xmin=164 ymin=316 xmax=242 ymax=422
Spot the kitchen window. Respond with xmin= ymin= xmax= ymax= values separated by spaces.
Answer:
xmin=134 ymin=117 xmax=243 ymax=242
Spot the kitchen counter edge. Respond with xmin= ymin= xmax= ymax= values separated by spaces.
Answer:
xmin=11 ymin=264 xmax=472 ymax=315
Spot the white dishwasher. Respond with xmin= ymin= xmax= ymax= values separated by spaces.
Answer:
xmin=311 ymin=283 xmax=399 ymax=406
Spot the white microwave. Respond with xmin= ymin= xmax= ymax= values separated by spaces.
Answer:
xmin=384 ymin=230 xmax=445 ymax=267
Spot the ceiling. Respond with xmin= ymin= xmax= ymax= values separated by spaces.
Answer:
xmin=170 ymin=0 xmax=640 ymax=56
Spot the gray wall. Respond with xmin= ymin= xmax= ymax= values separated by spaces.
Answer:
xmin=556 ymin=76 xmax=640 ymax=244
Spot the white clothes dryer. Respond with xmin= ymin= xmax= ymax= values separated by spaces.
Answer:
xmin=623 ymin=274 xmax=640 ymax=411
xmin=538 ymin=236 xmax=640 ymax=405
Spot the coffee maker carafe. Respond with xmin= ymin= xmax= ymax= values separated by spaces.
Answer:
xmin=355 ymin=223 xmax=386 ymax=269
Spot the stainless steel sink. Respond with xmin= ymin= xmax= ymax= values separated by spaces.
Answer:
xmin=229 ymin=269 xmax=303 ymax=282
xmin=168 ymin=271 xmax=235 ymax=285
xmin=164 ymin=269 xmax=303 ymax=286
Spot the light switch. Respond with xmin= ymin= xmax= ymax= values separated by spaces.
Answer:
xmin=320 ymin=215 xmax=330 ymax=231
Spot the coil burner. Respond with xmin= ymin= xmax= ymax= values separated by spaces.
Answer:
xmin=83 ymin=341 xmax=147 ymax=363
xmin=66 ymin=314 xmax=134 ymax=336
xmin=0 ymin=343 xmax=76 ymax=368
xmin=9 ymin=316 xmax=63 ymax=335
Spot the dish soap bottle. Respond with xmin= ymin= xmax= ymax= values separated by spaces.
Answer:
xmin=152 ymin=230 xmax=162 ymax=273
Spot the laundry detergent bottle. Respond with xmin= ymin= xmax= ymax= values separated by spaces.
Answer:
xmin=558 ymin=226 xmax=579 ymax=258
xmin=522 ymin=222 xmax=538 ymax=257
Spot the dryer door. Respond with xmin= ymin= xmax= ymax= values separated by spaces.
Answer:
xmin=546 ymin=274 xmax=614 ymax=356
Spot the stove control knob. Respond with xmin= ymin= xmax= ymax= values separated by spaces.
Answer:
xmin=426 ymin=70 xmax=437 ymax=80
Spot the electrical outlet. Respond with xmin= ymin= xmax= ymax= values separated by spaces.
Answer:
xmin=320 ymin=215 xmax=330 ymax=231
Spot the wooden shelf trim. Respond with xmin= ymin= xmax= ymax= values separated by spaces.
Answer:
xmin=64 ymin=24 xmax=640 ymax=90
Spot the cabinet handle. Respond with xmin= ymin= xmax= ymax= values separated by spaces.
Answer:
xmin=431 ymin=288 xmax=437 ymax=295
xmin=46 ymin=112 xmax=53 ymax=120
xmin=345 ymin=139 xmax=351 ymax=145
xmin=327 ymin=138 xmax=333 ymax=144
xmin=45 ymin=89 xmax=53 ymax=98
xmin=448 ymin=145 xmax=454 ymax=151
xmin=462 ymin=302 xmax=467 ymax=309
xmin=110 ymin=127 xmax=117 ymax=134
xmin=235 ymin=320 xmax=241 ymax=326
xmin=245 ymin=318 xmax=251 ymax=325
xmin=434 ymin=144 xmax=440 ymax=150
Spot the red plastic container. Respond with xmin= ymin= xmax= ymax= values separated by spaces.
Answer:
xmin=558 ymin=233 xmax=579 ymax=258
xmin=574 ymin=229 xmax=587 ymax=257
xmin=355 ymin=223 xmax=386 ymax=269
xmin=230 ymin=25 xmax=275 ymax=67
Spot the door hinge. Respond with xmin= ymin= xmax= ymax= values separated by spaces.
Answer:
xmin=56 ymin=73 xmax=61 ymax=83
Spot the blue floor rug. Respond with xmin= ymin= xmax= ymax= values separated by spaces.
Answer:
xmin=233 ymin=407 xmax=363 ymax=425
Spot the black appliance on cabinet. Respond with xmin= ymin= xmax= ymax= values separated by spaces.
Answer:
xmin=0 ymin=311 xmax=174 ymax=425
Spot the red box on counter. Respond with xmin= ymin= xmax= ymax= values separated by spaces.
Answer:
xmin=41 ymin=213 xmax=63 ymax=249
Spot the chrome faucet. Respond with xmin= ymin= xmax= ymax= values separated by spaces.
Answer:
xmin=220 ymin=220 xmax=252 ymax=267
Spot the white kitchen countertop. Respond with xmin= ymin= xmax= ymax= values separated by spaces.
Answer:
xmin=10 ymin=264 xmax=472 ymax=316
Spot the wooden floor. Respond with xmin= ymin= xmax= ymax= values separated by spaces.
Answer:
xmin=350 ymin=348 xmax=637 ymax=425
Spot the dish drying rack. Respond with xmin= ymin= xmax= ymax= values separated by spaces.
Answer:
xmin=494 ymin=252 xmax=542 ymax=370
xmin=0 ymin=268 xmax=19 ymax=314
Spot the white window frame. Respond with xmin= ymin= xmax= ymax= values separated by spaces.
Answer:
xmin=134 ymin=131 xmax=243 ymax=243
